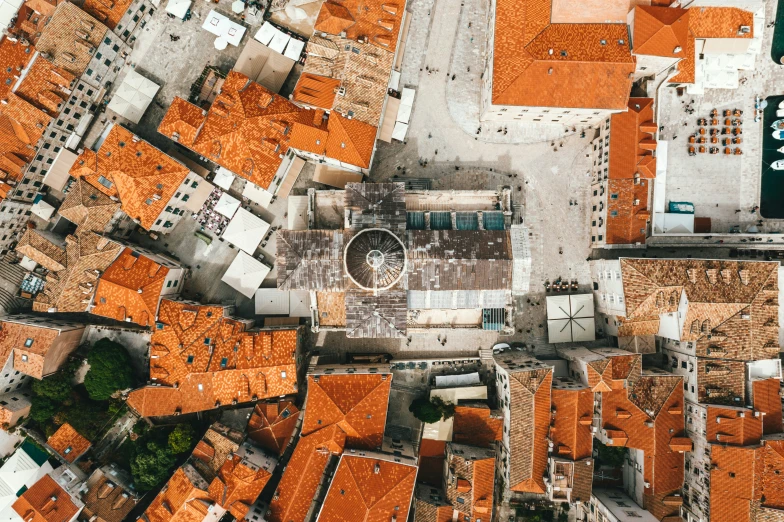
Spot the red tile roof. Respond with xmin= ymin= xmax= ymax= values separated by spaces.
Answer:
xmin=71 ymin=125 xmax=190 ymax=230
xmin=452 ymin=405 xmax=503 ymax=448
xmin=508 ymin=367 xmax=552 ymax=494
xmin=159 ymin=72 xmax=376 ymax=191
xmin=632 ymin=6 xmax=689 ymax=58
xmin=14 ymin=54 xmax=74 ymax=117
xmin=127 ymin=299 xmax=297 ymax=417
xmin=141 ymin=466 xmax=214 ymax=522
xmin=247 ymin=401 xmax=299 ymax=455
xmin=491 ymin=0 xmax=635 ymax=108
xmin=268 ymin=372 xmax=392 ymax=522
xmin=417 ymin=439 xmax=446 ymax=487
xmin=12 ymin=475 xmax=79 ymax=522
xmin=91 ymin=247 xmax=170 ymax=327
xmin=46 ymin=422 xmax=90 ymax=463
xmin=318 ymin=455 xmax=417 ymax=522
xmin=753 ymin=378 xmax=783 ymax=435
xmin=313 ymin=0 xmax=405 ymax=52
xmin=709 ymin=445 xmax=759 ymax=522
xmin=81 ymin=0 xmax=133 ymax=29
xmin=290 ymin=73 xmax=340 ymax=110
xmin=550 ymin=385 xmax=594 ymax=461
xmin=0 ymin=38 xmax=35 ymax=100
xmin=706 ymin=405 xmax=763 ymax=446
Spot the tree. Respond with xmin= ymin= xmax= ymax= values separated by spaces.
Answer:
xmin=409 ymin=396 xmax=455 ymax=424
xmin=130 ymin=442 xmax=176 ymax=491
xmin=84 ymin=338 xmax=134 ymax=400
xmin=168 ymin=424 xmax=195 ymax=454
xmin=31 ymin=366 xmax=74 ymax=403
xmin=29 ymin=396 xmax=56 ymax=423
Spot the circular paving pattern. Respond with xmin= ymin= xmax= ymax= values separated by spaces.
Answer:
xmin=344 ymin=228 xmax=407 ymax=291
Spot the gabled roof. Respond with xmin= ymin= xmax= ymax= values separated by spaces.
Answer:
xmin=46 ymin=422 xmax=91 ymax=463
xmin=14 ymin=53 xmax=74 ymax=117
xmin=491 ymin=0 xmax=635 ymax=109
xmin=57 ymin=178 xmax=119 ymax=234
xmin=632 ymin=6 xmax=689 ymax=58
xmin=72 ymin=125 xmax=191 ymax=230
xmin=140 ymin=465 xmax=213 ymax=522
xmin=127 ymin=300 xmax=297 ymax=417
xmin=247 ymin=401 xmax=299 ymax=456
xmin=0 ymin=318 xmax=70 ymax=379
xmin=313 ymin=0 xmax=405 ymax=52
xmin=35 ymin=2 xmax=108 ymax=76
xmin=452 ymin=405 xmax=503 ymax=448
xmin=444 ymin=444 xmax=494 ymax=522
xmin=90 ymin=247 xmax=170 ymax=326
xmin=550 ymin=383 xmax=594 ymax=461
xmin=318 ymin=455 xmax=417 ymax=522
xmin=81 ymin=468 xmax=138 ymax=522
xmin=12 ymin=475 xmax=79 ymax=522
xmin=81 ymin=0 xmax=135 ymax=29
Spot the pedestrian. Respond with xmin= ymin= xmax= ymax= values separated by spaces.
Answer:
xmin=735 ymin=209 xmax=741 ymax=213
xmin=451 ymin=74 xmax=455 ymax=80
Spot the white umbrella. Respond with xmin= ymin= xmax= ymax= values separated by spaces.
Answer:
xmin=231 ymin=0 xmax=244 ymax=13
xmin=214 ymin=36 xmax=228 ymax=50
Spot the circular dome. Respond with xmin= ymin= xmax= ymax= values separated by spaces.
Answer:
xmin=344 ymin=228 xmax=407 ymax=291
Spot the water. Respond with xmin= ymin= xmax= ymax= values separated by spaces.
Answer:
xmin=760 ymin=95 xmax=784 ymax=218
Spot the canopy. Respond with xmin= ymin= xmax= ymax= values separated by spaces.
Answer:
xmin=165 ymin=0 xmax=191 ymax=18
xmin=233 ymin=38 xmax=295 ymax=93
xmin=546 ymin=293 xmax=596 ymax=343
xmin=106 ymin=69 xmax=160 ymax=124
xmin=221 ymin=251 xmax=271 ymax=298
xmin=221 ymin=207 xmax=270 ymax=254
xmin=287 ymin=196 xmax=308 ymax=230
xmin=254 ymin=21 xmax=305 ymax=60
xmin=214 ymin=192 xmax=240 ymax=218
xmin=255 ymin=289 xmax=310 ymax=316
xmin=43 ymin=149 xmax=78 ymax=192
xmin=30 ymin=198 xmax=54 ymax=221
xmin=202 ymin=9 xmax=246 ymax=47
xmin=242 ymin=181 xmax=273 ymax=207
xmin=213 ymin=167 xmax=235 ymax=190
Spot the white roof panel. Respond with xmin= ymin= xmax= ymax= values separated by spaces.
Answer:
xmin=268 ymin=30 xmax=290 ymax=54
xmin=214 ymin=192 xmax=241 ymax=218
xmin=254 ymin=288 xmax=289 ymax=315
xmin=547 ymin=319 xmax=573 ymax=344
xmin=283 ymin=37 xmax=304 ymax=60
xmin=202 ymin=9 xmax=246 ymax=47
xmin=287 ymin=195 xmax=308 ymax=230
xmin=242 ymin=181 xmax=274 ymax=207
xmin=221 ymin=251 xmax=270 ymax=298
xmin=546 ymin=295 xmax=571 ymax=320
xmin=254 ymin=21 xmax=277 ymax=45
xmin=165 ymin=0 xmax=191 ymax=18
xmin=391 ymin=121 xmax=408 ymax=141
xmin=569 ymin=293 xmax=595 ymax=319
xmin=221 ymin=207 xmax=270 ymax=254
xmin=213 ymin=167 xmax=235 ymax=190
xmin=571 ymin=317 xmax=596 ymax=342
xmin=289 ymin=290 xmax=311 ymax=317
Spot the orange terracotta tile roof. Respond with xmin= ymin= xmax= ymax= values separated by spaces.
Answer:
xmin=550 ymin=385 xmax=594 ymax=461
xmin=619 ymin=259 xmax=780 ymax=362
xmin=159 ymin=72 xmax=375 ymax=190
xmin=0 ymin=38 xmax=35 ymax=101
xmin=34 ymin=2 xmax=108 ymax=77
xmin=12 ymin=475 xmax=79 ymax=522
xmin=209 ymin=453 xmax=272 ymax=519
xmin=417 ymin=439 xmax=446 ymax=487
xmin=753 ymin=378 xmax=783 ymax=435
xmin=491 ymin=0 xmax=635 ymax=109
xmin=127 ymin=299 xmax=297 ymax=417
xmin=445 ymin=446 xmax=494 ymax=522
xmin=0 ymin=318 xmax=63 ymax=379
xmin=452 ymin=405 xmax=503 ymax=448
xmin=14 ymin=53 xmax=75 ymax=117
xmin=291 ymin=73 xmax=340 ymax=110
xmin=318 ymin=455 xmax=417 ymax=522
xmin=90 ymin=247 xmax=170 ymax=326
xmin=46 ymin=422 xmax=91 ymax=462
xmin=268 ymin=372 xmax=392 ymax=522
xmin=313 ymin=0 xmax=405 ymax=52
xmin=605 ymin=98 xmax=657 ymax=246
xmin=507 ymin=366 xmax=552 ymax=493
xmin=57 ymin=178 xmax=120 ymax=235
xmin=706 ymin=405 xmax=763 ymax=446
xmin=760 ymin=440 xmax=784 ymax=512
xmin=140 ymin=466 xmax=214 ymax=522
xmin=267 ymin=425 xmax=346 ymax=522
xmin=81 ymin=469 xmax=138 ymax=522
xmin=709 ymin=445 xmax=759 ymax=522
xmin=247 ymin=401 xmax=299 ymax=455
xmin=632 ymin=6 xmax=689 ymax=58
xmin=81 ymin=0 xmax=134 ymax=29
xmin=0 ymin=91 xmax=51 ymax=181
xmin=72 ymin=125 xmax=191 ymax=230
xmin=670 ymin=7 xmax=755 ymax=84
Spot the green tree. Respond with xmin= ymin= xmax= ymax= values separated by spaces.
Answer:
xmin=168 ymin=424 xmax=195 ymax=454
xmin=29 ymin=395 xmax=56 ymax=423
xmin=130 ymin=442 xmax=176 ymax=491
xmin=84 ymin=338 xmax=135 ymax=400
xmin=31 ymin=366 xmax=74 ymax=402
xmin=409 ymin=396 xmax=455 ymax=424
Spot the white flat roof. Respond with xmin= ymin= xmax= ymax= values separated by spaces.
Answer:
xmin=221 ymin=207 xmax=270 ymax=254
xmin=202 ymin=9 xmax=246 ymax=47
xmin=214 ymin=192 xmax=241 ymax=218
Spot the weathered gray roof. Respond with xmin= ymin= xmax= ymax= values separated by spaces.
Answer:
xmin=345 ymin=290 xmax=407 ymax=338
xmin=344 ymin=182 xmax=406 ymax=233
xmin=276 ymin=230 xmax=346 ymax=291
xmin=406 ymin=230 xmax=513 ymax=291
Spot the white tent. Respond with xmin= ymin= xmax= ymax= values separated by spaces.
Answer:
xmin=221 ymin=207 xmax=270 ymax=254
xmin=202 ymin=9 xmax=246 ymax=47
xmin=254 ymin=21 xmax=304 ymax=60
xmin=546 ymin=293 xmax=596 ymax=343
xmin=0 ymin=0 xmax=23 ymax=35
xmin=214 ymin=192 xmax=240 ymax=218
xmin=287 ymin=195 xmax=308 ymax=230
xmin=30 ymin=199 xmax=54 ymax=221
xmin=165 ymin=0 xmax=191 ymax=18
xmin=221 ymin=251 xmax=271 ymax=298
xmin=213 ymin=167 xmax=235 ymax=190
xmin=106 ymin=70 xmax=160 ymax=124
xmin=42 ymin=149 xmax=78 ymax=192
xmin=242 ymin=181 xmax=273 ymax=207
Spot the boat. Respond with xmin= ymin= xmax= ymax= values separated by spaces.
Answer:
xmin=773 ymin=130 xmax=784 ymax=140
xmin=778 ymin=109 xmax=784 ymax=117
xmin=773 ymin=160 xmax=784 ymax=170
xmin=779 ymin=100 xmax=784 ymax=109
xmin=778 ymin=146 xmax=784 ymax=153
xmin=772 ymin=119 xmax=784 ymax=130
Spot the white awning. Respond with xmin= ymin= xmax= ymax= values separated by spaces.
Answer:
xmin=213 ymin=167 xmax=235 ymax=190
xmin=221 ymin=251 xmax=270 ymax=298
xmin=30 ymin=199 xmax=54 ymax=221
xmin=165 ymin=0 xmax=191 ymax=18
xmin=214 ymin=192 xmax=240 ymax=218
xmin=546 ymin=294 xmax=596 ymax=343
xmin=221 ymin=207 xmax=270 ymax=254
xmin=106 ymin=70 xmax=160 ymax=124
xmin=202 ymin=9 xmax=246 ymax=47
xmin=0 ymin=0 xmax=23 ymax=32
xmin=43 ymin=149 xmax=78 ymax=192
xmin=242 ymin=182 xmax=274 ymax=208
xmin=254 ymin=289 xmax=310 ymax=316
xmin=283 ymin=38 xmax=304 ymax=60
